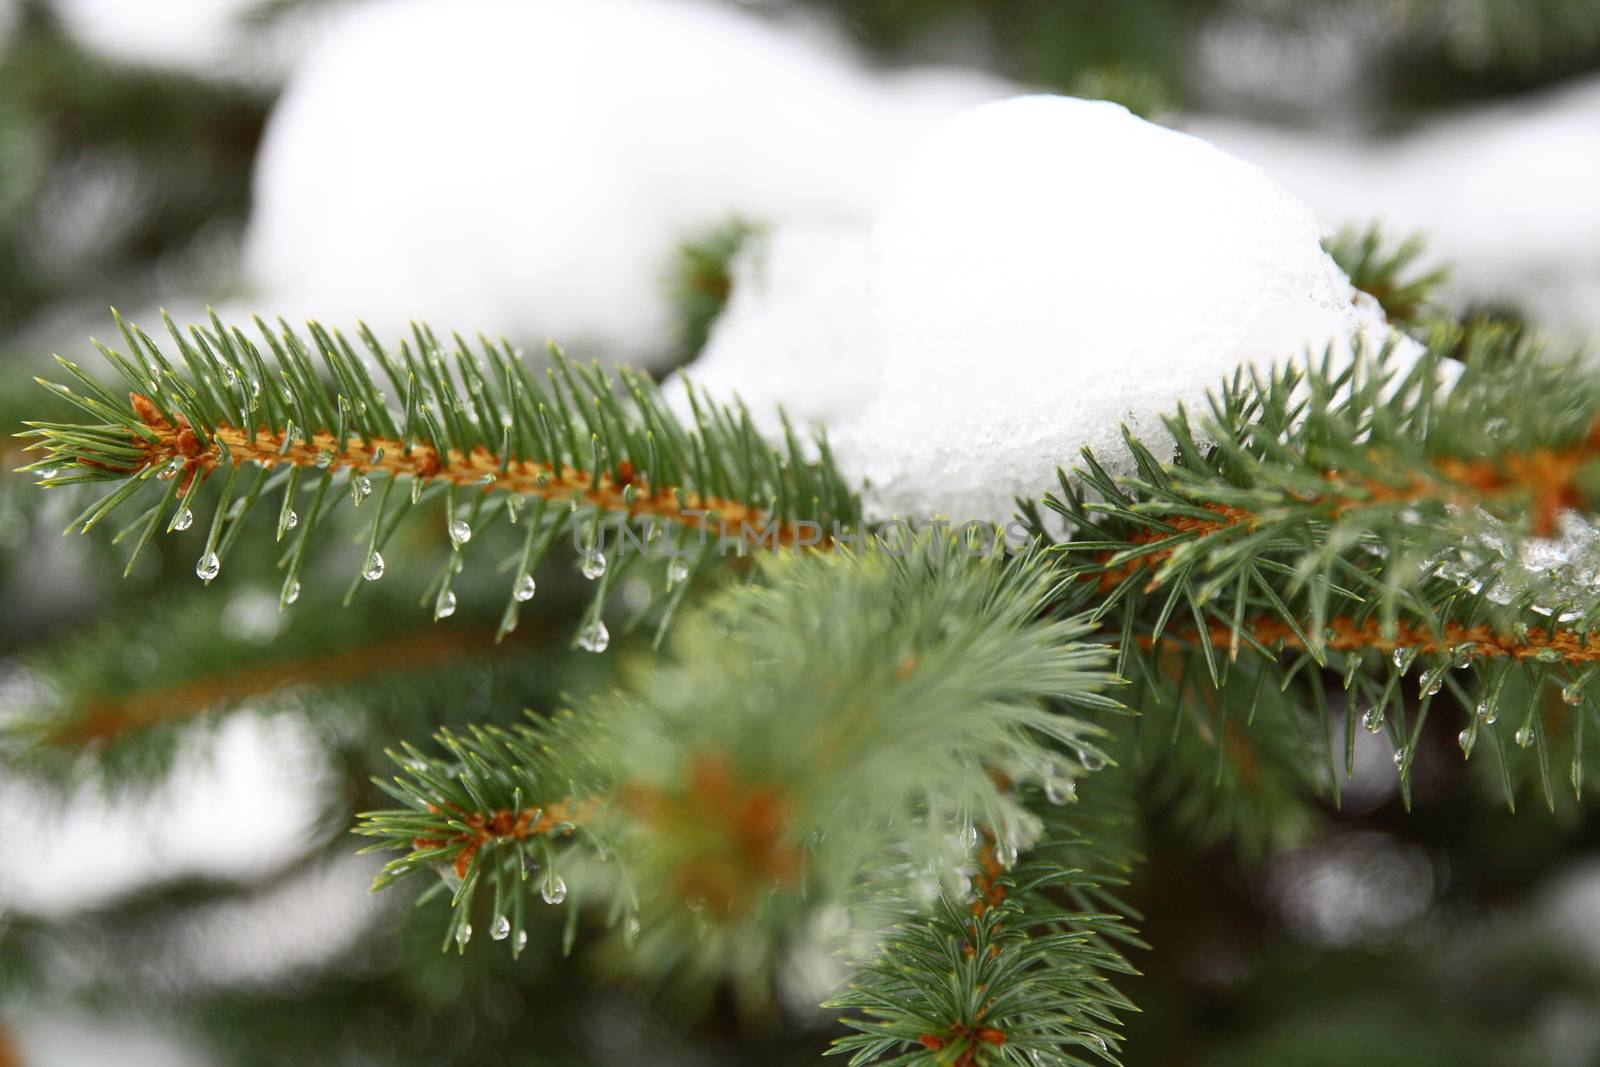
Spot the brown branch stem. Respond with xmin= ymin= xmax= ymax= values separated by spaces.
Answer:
xmin=1153 ymin=615 xmax=1600 ymax=665
xmin=59 ymin=622 xmax=543 ymax=746
xmin=127 ymin=393 xmax=817 ymax=545
xmin=1094 ymin=423 xmax=1600 ymax=592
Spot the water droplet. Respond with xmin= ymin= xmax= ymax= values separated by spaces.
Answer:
xmin=1476 ymin=700 xmax=1498 ymax=725
xmin=1451 ymin=644 xmax=1475 ymax=668
xmin=1459 ymin=728 xmax=1473 ymax=753
xmin=627 ymin=917 xmax=641 ymax=942
xmin=1044 ymin=777 xmax=1077 ymax=805
xmin=196 ymin=552 xmax=220 ymax=581
xmin=961 ymin=823 xmax=978 ymax=850
xmin=285 ymin=509 xmax=298 ymax=530
xmin=1420 ymin=671 xmax=1443 ymax=698
xmin=996 ymin=839 xmax=1019 ymax=867
xmin=411 ymin=477 xmax=424 ymax=505
xmin=542 ymin=875 xmax=567 ymax=905
xmin=352 ymin=474 xmax=372 ymax=502
xmin=1562 ymin=683 xmax=1585 ymax=706
xmin=515 ymin=574 xmax=537 ymax=602
xmin=371 ymin=445 xmax=384 ymax=462
xmin=1515 ymin=723 xmax=1535 ymax=748
xmin=285 ymin=580 xmax=301 ymax=605
xmin=667 ymin=557 xmax=690 ymax=586
xmin=172 ymin=507 xmax=194 ymax=531
xmin=363 ymin=552 xmax=385 ymax=581
xmin=1392 ymin=748 xmax=1407 ymax=769
xmin=1392 ymin=647 xmax=1409 ymax=668
xmin=163 ymin=457 xmax=184 ymax=477
xmin=1077 ymin=748 xmax=1107 ymax=773
xmin=514 ymin=929 xmax=528 ymax=951
xmin=449 ymin=519 xmax=472 ymax=546
xmin=478 ymin=472 xmax=495 ymax=486
xmin=581 ymin=551 xmax=607 ymax=581
xmin=577 ymin=620 xmax=610 ymax=653
xmin=314 ymin=449 xmax=332 ymax=469
xmin=1363 ymin=708 xmax=1384 ymax=733
xmin=456 ymin=923 xmax=472 ymax=947
xmin=490 ymin=915 xmax=511 ymax=941
xmin=436 ymin=590 xmax=457 ymax=618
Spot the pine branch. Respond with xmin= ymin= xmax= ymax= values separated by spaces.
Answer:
xmin=356 ymin=534 xmax=1124 ymax=999
xmin=1324 ymin=223 xmax=1448 ymax=329
xmin=668 ymin=217 xmax=757 ymax=356
xmin=1038 ymin=330 xmax=1600 ymax=809
xmin=18 ymin=311 xmax=859 ymax=640
xmin=829 ymin=772 xmax=1142 ymax=1067
xmin=15 ymin=600 xmax=549 ymax=755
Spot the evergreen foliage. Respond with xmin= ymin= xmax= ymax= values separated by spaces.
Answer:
xmin=1038 ymin=329 xmax=1600 ymax=816
xmin=357 ymin=534 xmax=1126 ymax=1021
xmin=20 ymin=312 xmax=858 ymax=643
xmin=17 ymin=297 xmax=1600 ymax=1062
xmin=5 ymin=1 xmax=1600 ymax=1060
xmin=1324 ymin=225 xmax=1449 ymax=330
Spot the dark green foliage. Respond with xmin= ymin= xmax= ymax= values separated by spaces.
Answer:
xmin=3 ymin=575 xmax=601 ymax=781
xmin=0 ymin=2 xmax=267 ymax=333
xmin=789 ymin=0 xmax=1212 ymax=111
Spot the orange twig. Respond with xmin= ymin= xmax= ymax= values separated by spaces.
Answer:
xmin=59 ymin=623 xmax=541 ymax=746
xmin=626 ymin=753 xmax=801 ymax=914
xmin=1094 ymin=422 xmax=1600 ymax=592
xmin=414 ymin=798 xmax=587 ymax=880
xmin=1154 ymin=614 xmax=1600 ymax=665
xmin=126 ymin=392 xmax=818 ymax=546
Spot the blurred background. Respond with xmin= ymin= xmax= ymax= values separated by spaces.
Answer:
xmin=0 ymin=0 xmax=1598 ymax=1064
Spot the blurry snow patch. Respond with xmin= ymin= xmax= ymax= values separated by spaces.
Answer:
xmin=1192 ymin=77 xmax=1600 ymax=340
xmin=778 ymin=904 xmax=853 ymax=1018
xmin=7 ymin=1011 xmax=208 ymax=1067
xmin=1267 ymin=830 xmax=1436 ymax=948
xmin=670 ymin=221 xmax=882 ymax=439
xmin=220 ymin=586 xmax=289 ymax=644
xmin=0 ymin=711 xmax=334 ymax=917
xmin=244 ymin=0 xmax=1011 ymax=364
xmin=1540 ymin=857 xmax=1600 ymax=968
xmin=837 ymin=96 xmax=1406 ymax=521
xmin=52 ymin=0 xmax=254 ymax=72
xmin=164 ymin=851 xmax=390 ymax=988
xmin=0 ymin=1 xmax=17 ymax=53
xmin=50 ymin=0 xmax=336 ymax=84
xmin=1332 ymin=707 xmax=1402 ymax=814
